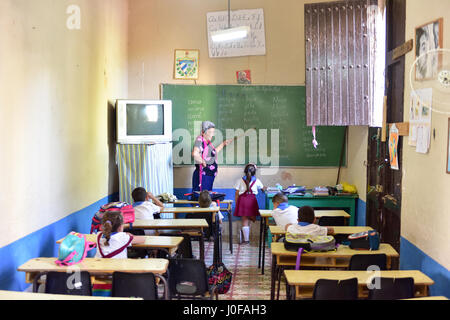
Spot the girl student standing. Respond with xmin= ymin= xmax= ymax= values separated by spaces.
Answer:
xmin=233 ymin=163 xmax=266 ymax=244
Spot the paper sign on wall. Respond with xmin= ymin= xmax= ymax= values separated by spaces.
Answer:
xmin=206 ymin=8 xmax=266 ymax=58
xmin=389 ymin=124 xmax=399 ymax=170
xmin=409 ymin=88 xmax=432 ymax=154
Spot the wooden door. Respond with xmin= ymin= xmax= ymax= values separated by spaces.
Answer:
xmin=366 ymin=0 xmax=406 ymax=264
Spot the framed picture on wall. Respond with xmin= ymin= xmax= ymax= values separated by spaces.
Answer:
xmin=447 ymin=118 xmax=450 ymax=174
xmin=174 ymin=49 xmax=199 ymax=80
xmin=415 ymin=18 xmax=443 ymax=81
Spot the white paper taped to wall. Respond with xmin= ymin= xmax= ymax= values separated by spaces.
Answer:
xmin=206 ymin=8 xmax=266 ymax=58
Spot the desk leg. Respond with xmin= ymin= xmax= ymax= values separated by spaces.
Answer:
xmin=270 ymin=255 xmax=277 ymax=300
xmin=199 ymin=229 xmax=205 ymax=262
xmin=228 ymin=208 xmax=233 ymax=254
xmin=258 ymin=216 xmax=264 ymax=269
xmin=261 ymin=219 xmax=267 ymax=275
xmin=155 ymin=274 xmax=169 ymax=300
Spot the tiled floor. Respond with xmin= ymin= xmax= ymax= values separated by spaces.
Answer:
xmin=192 ymin=237 xmax=286 ymax=300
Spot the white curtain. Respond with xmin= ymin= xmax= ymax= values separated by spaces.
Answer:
xmin=116 ymin=143 xmax=174 ymax=217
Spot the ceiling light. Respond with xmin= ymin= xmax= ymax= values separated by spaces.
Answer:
xmin=211 ymin=26 xmax=250 ymax=43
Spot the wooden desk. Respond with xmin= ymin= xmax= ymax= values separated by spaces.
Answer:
xmin=270 ymin=242 xmax=399 ymax=300
xmin=269 ymin=225 xmax=373 ymax=241
xmin=404 ymin=296 xmax=448 ymax=300
xmin=130 ymin=219 xmax=208 ymax=261
xmin=284 ymin=270 xmax=434 ymax=299
xmin=258 ymin=209 xmax=354 ymax=275
xmin=161 ymin=206 xmax=220 ymax=220
xmin=171 ymin=200 xmax=234 ymax=254
xmin=0 ymin=290 xmax=143 ymax=300
xmin=18 ymin=257 xmax=169 ymax=297
xmin=57 ymin=235 xmax=183 ymax=256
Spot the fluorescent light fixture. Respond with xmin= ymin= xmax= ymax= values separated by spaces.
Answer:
xmin=211 ymin=26 xmax=250 ymax=43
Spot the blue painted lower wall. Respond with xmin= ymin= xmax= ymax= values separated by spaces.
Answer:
xmin=400 ymin=237 xmax=450 ymax=298
xmin=355 ymin=198 xmax=366 ymax=226
xmin=0 ymin=194 xmax=118 ymax=292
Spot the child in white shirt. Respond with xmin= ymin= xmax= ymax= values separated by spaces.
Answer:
xmin=233 ymin=163 xmax=266 ymax=244
xmin=132 ymin=187 xmax=165 ymax=235
xmin=198 ymin=190 xmax=224 ymax=222
xmin=95 ymin=211 xmax=146 ymax=259
xmin=285 ymin=206 xmax=335 ymax=236
xmin=271 ymin=193 xmax=299 ymax=231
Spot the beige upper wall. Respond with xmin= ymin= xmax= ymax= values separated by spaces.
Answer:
xmin=128 ymin=0 xmax=367 ymax=193
xmin=402 ymin=0 xmax=450 ymax=268
xmin=0 ymin=0 xmax=128 ymax=247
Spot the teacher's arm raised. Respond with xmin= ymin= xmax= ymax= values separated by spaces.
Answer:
xmin=215 ymin=138 xmax=233 ymax=153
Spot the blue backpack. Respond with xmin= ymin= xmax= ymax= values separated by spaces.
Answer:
xmin=55 ymin=232 xmax=96 ymax=266
xmin=348 ymin=230 xmax=380 ymax=250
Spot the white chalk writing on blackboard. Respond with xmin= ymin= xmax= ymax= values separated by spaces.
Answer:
xmin=207 ymin=8 xmax=266 ymax=58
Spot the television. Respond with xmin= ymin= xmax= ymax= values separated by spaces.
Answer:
xmin=116 ymin=99 xmax=172 ymax=144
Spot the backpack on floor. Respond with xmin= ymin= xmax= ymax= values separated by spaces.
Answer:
xmin=90 ymin=202 xmax=135 ymax=233
xmin=348 ymin=230 xmax=380 ymax=250
xmin=284 ymin=233 xmax=336 ymax=252
xmin=55 ymin=232 xmax=96 ymax=266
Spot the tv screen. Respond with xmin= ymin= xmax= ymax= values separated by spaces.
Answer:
xmin=116 ymin=99 xmax=172 ymax=144
xmin=126 ymin=104 xmax=164 ymax=136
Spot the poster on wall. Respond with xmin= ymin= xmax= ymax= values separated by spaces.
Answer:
xmin=389 ymin=124 xmax=399 ymax=170
xmin=409 ymin=88 xmax=432 ymax=154
xmin=173 ymin=49 xmax=199 ymax=80
xmin=415 ymin=18 xmax=443 ymax=81
xmin=236 ymin=70 xmax=251 ymax=84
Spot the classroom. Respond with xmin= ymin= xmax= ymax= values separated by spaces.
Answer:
xmin=0 ymin=0 xmax=449 ymax=302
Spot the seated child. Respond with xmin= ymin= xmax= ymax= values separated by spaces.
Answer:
xmin=92 ymin=211 xmax=146 ymax=296
xmin=132 ymin=187 xmax=164 ymax=235
xmin=132 ymin=187 xmax=164 ymax=219
xmin=271 ymin=192 xmax=299 ymax=231
xmin=95 ymin=211 xmax=146 ymax=259
xmin=198 ymin=190 xmax=224 ymax=227
xmin=285 ymin=206 xmax=335 ymax=236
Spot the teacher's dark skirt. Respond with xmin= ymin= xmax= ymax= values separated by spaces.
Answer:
xmin=234 ymin=192 xmax=260 ymax=219
xmin=192 ymin=168 xmax=215 ymax=193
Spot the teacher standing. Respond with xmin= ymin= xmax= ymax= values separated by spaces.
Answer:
xmin=191 ymin=121 xmax=232 ymax=193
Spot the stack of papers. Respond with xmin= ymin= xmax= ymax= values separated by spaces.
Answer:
xmin=283 ymin=186 xmax=306 ymax=195
xmin=313 ymin=186 xmax=329 ymax=196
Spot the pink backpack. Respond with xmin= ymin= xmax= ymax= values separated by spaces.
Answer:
xmin=90 ymin=202 xmax=135 ymax=233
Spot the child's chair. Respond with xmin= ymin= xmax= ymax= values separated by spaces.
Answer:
xmin=368 ymin=277 xmax=415 ymax=300
xmin=44 ymin=271 xmax=92 ymax=296
xmin=318 ymin=216 xmax=346 ymax=226
xmin=112 ymin=272 xmax=168 ymax=300
xmin=348 ymin=254 xmax=387 ymax=271
xmin=168 ymin=258 xmax=218 ymax=300
xmin=312 ymin=278 xmax=358 ymax=300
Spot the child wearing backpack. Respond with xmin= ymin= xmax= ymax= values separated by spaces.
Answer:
xmin=95 ymin=211 xmax=146 ymax=259
xmin=233 ymin=163 xmax=266 ymax=244
xmin=285 ymin=206 xmax=335 ymax=236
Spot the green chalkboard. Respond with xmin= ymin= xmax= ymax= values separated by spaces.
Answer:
xmin=162 ymin=84 xmax=346 ymax=167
